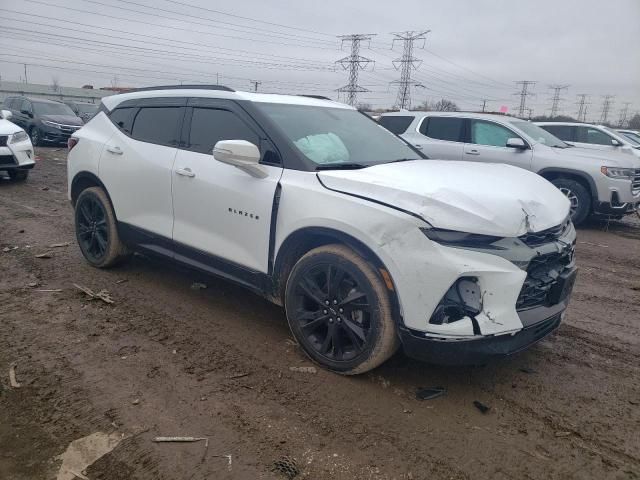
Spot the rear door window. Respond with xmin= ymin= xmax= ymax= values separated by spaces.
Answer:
xmin=378 ymin=116 xmax=415 ymax=134
xmin=576 ymin=127 xmax=613 ymax=145
xmin=540 ymin=124 xmax=574 ymax=142
xmin=130 ymin=107 xmax=183 ymax=146
xmin=419 ymin=117 xmax=465 ymax=142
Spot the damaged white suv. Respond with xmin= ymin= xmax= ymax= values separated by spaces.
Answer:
xmin=67 ymin=86 xmax=577 ymax=374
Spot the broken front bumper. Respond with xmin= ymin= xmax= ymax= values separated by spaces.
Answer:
xmin=399 ymin=297 xmax=569 ymax=365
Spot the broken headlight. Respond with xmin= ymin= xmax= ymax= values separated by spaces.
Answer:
xmin=420 ymin=228 xmax=502 ymax=248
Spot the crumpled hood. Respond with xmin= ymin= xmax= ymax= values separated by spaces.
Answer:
xmin=550 ymin=145 xmax=640 ymax=167
xmin=40 ymin=114 xmax=83 ymax=126
xmin=318 ymin=160 xmax=570 ymax=237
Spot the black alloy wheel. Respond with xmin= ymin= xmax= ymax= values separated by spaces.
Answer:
xmin=76 ymin=193 xmax=109 ymax=263
xmin=30 ymin=127 xmax=41 ymax=147
xmin=291 ymin=263 xmax=373 ymax=362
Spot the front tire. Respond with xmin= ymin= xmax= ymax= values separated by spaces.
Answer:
xmin=285 ymin=244 xmax=399 ymax=375
xmin=75 ymin=187 xmax=130 ymax=268
xmin=551 ymin=178 xmax=590 ymax=225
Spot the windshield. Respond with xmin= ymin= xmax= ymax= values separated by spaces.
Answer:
xmin=255 ymin=103 xmax=422 ymax=168
xmin=619 ymin=131 xmax=640 ymax=145
xmin=76 ymin=104 xmax=98 ymax=115
xmin=509 ymin=120 xmax=568 ymax=147
xmin=33 ymin=102 xmax=76 ymax=116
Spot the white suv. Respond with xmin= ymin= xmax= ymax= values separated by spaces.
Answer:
xmin=68 ymin=86 xmax=576 ymax=374
xmin=379 ymin=112 xmax=640 ymax=224
xmin=0 ymin=109 xmax=35 ymax=180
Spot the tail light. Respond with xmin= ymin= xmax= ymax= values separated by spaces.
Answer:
xmin=68 ymin=137 xmax=79 ymax=151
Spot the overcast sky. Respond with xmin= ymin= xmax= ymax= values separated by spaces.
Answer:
xmin=1 ymin=0 xmax=638 ymax=120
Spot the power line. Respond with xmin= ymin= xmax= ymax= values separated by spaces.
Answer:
xmin=335 ymin=34 xmax=376 ymax=106
xmin=390 ymin=30 xmax=430 ymax=110
xmin=514 ymin=81 xmax=536 ymax=118
xmin=599 ymin=95 xmax=615 ymax=124
xmin=575 ymin=94 xmax=590 ymax=122
xmin=548 ymin=84 xmax=569 ymax=117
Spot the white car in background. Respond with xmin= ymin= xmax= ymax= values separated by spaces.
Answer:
xmin=67 ymin=86 xmax=577 ymax=373
xmin=0 ymin=109 xmax=35 ymax=181
xmin=536 ymin=122 xmax=640 ymax=159
xmin=617 ymin=129 xmax=640 ymax=145
xmin=378 ymin=111 xmax=640 ymax=224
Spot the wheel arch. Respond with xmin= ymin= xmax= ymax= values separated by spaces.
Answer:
xmin=538 ymin=168 xmax=596 ymax=206
xmin=272 ymin=226 xmax=403 ymax=323
xmin=70 ymin=171 xmax=113 ymax=208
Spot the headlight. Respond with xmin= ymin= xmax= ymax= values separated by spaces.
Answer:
xmin=420 ymin=228 xmax=503 ymax=248
xmin=42 ymin=120 xmax=62 ymax=129
xmin=601 ymin=166 xmax=635 ymax=179
xmin=10 ymin=131 xmax=29 ymax=143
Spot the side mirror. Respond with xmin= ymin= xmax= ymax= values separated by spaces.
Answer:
xmin=611 ymin=138 xmax=623 ymax=147
xmin=506 ymin=137 xmax=528 ymax=149
xmin=213 ymin=140 xmax=267 ymax=178
xmin=20 ymin=109 xmax=33 ymax=117
xmin=0 ymin=109 xmax=12 ymax=120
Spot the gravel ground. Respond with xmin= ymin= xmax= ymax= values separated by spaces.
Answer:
xmin=1 ymin=147 xmax=639 ymax=480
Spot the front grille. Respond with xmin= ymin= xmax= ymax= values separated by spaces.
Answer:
xmin=0 ymin=135 xmax=7 ymax=147
xmin=519 ymin=218 xmax=570 ymax=247
xmin=0 ymin=154 xmax=17 ymax=166
xmin=632 ymin=169 xmax=640 ymax=195
xmin=60 ymin=125 xmax=81 ymax=134
xmin=517 ymin=248 xmax=574 ymax=310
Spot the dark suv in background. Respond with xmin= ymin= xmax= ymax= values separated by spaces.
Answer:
xmin=3 ymin=96 xmax=83 ymax=146
xmin=64 ymin=100 xmax=99 ymax=123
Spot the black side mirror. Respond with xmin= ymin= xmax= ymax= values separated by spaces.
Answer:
xmin=20 ymin=109 xmax=33 ymax=117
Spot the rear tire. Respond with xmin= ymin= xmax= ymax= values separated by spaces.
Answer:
xmin=75 ymin=187 xmax=130 ymax=268
xmin=551 ymin=178 xmax=590 ymax=226
xmin=285 ymin=244 xmax=399 ymax=375
xmin=29 ymin=127 xmax=42 ymax=147
xmin=8 ymin=169 xmax=28 ymax=181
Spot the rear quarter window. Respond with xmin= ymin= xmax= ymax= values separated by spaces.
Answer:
xmin=540 ymin=124 xmax=574 ymax=141
xmin=378 ymin=116 xmax=415 ymax=134
xmin=108 ymin=107 xmax=137 ymax=135
xmin=419 ymin=117 xmax=465 ymax=142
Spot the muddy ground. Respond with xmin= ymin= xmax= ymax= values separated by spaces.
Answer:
xmin=0 ymin=147 xmax=639 ymax=480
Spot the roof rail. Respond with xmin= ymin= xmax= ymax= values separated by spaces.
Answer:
xmin=298 ymin=95 xmax=332 ymax=101
xmin=131 ymin=85 xmax=235 ymax=92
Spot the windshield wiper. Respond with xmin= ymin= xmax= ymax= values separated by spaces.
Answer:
xmin=387 ymin=158 xmax=420 ymax=163
xmin=315 ymin=163 xmax=369 ymax=171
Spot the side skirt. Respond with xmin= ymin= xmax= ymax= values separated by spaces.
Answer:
xmin=117 ymin=222 xmax=273 ymax=298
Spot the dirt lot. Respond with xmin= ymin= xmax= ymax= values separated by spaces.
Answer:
xmin=1 ymin=147 xmax=639 ymax=480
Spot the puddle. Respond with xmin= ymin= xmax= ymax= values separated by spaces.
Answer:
xmin=56 ymin=431 xmax=125 ymax=480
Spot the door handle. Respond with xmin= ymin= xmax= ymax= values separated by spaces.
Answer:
xmin=465 ymin=149 xmax=480 ymax=155
xmin=106 ymin=145 xmax=123 ymax=155
xmin=175 ymin=167 xmax=196 ymax=178
xmin=415 ymin=144 xmax=424 ymax=150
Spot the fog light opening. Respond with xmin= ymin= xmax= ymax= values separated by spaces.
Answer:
xmin=429 ymin=277 xmax=483 ymax=334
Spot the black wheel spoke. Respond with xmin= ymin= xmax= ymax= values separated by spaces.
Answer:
xmin=320 ymin=323 xmax=335 ymax=353
xmin=341 ymin=321 xmax=364 ymax=348
xmin=79 ymin=203 xmax=92 ymax=223
xmin=329 ymin=268 xmax=346 ymax=298
xmin=95 ymin=230 xmax=107 ymax=252
xmin=299 ymin=276 xmax=326 ymax=306
xmin=342 ymin=317 xmax=366 ymax=342
xmin=339 ymin=289 xmax=367 ymax=307
xmin=300 ymin=313 xmax=329 ymax=332
xmin=332 ymin=324 xmax=344 ymax=358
